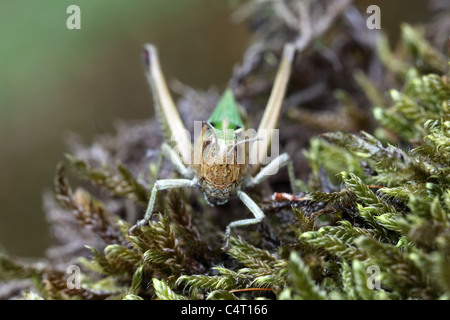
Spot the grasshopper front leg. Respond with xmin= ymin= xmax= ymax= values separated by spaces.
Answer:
xmin=224 ymin=190 xmax=265 ymax=250
xmin=145 ymin=178 xmax=198 ymax=221
xmin=224 ymin=153 xmax=296 ymax=249
xmin=224 ymin=152 xmax=297 ymax=248
xmin=129 ymin=142 xmax=194 ymax=232
xmin=130 ymin=178 xmax=198 ymax=233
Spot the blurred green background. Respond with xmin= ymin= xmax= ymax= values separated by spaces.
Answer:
xmin=0 ymin=0 xmax=433 ymax=257
xmin=0 ymin=0 xmax=251 ymax=257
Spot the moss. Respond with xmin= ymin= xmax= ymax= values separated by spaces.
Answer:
xmin=1 ymin=1 xmax=449 ymax=300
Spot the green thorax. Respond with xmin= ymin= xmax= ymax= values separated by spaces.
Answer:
xmin=208 ymin=88 xmax=245 ymax=131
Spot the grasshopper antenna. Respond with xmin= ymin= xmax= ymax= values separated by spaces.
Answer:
xmin=227 ymin=137 xmax=262 ymax=155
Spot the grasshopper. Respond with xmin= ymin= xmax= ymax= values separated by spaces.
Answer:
xmin=132 ymin=43 xmax=296 ymax=248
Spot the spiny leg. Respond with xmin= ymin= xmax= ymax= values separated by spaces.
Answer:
xmin=129 ymin=178 xmax=197 ymax=233
xmin=130 ymin=142 xmax=193 ymax=234
xmin=224 ymin=190 xmax=265 ymax=249
xmin=247 ymin=152 xmax=297 ymax=193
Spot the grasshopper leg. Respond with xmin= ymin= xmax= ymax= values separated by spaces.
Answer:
xmin=129 ymin=178 xmax=198 ymax=234
xmin=142 ymin=44 xmax=192 ymax=165
xmin=247 ymin=152 xmax=297 ymax=193
xmin=224 ymin=190 xmax=265 ymax=250
xmin=250 ymin=44 xmax=295 ymax=175
xmin=130 ymin=138 xmax=194 ymax=234
xmin=160 ymin=142 xmax=194 ymax=179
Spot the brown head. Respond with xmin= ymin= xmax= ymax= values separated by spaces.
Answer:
xmin=192 ymin=122 xmax=250 ymax=206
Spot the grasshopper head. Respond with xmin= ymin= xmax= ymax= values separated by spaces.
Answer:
xmin=201 ymin=122 xmax=244 ymax=167
xmin=195 ymin=122 xmax=248 ymax=206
